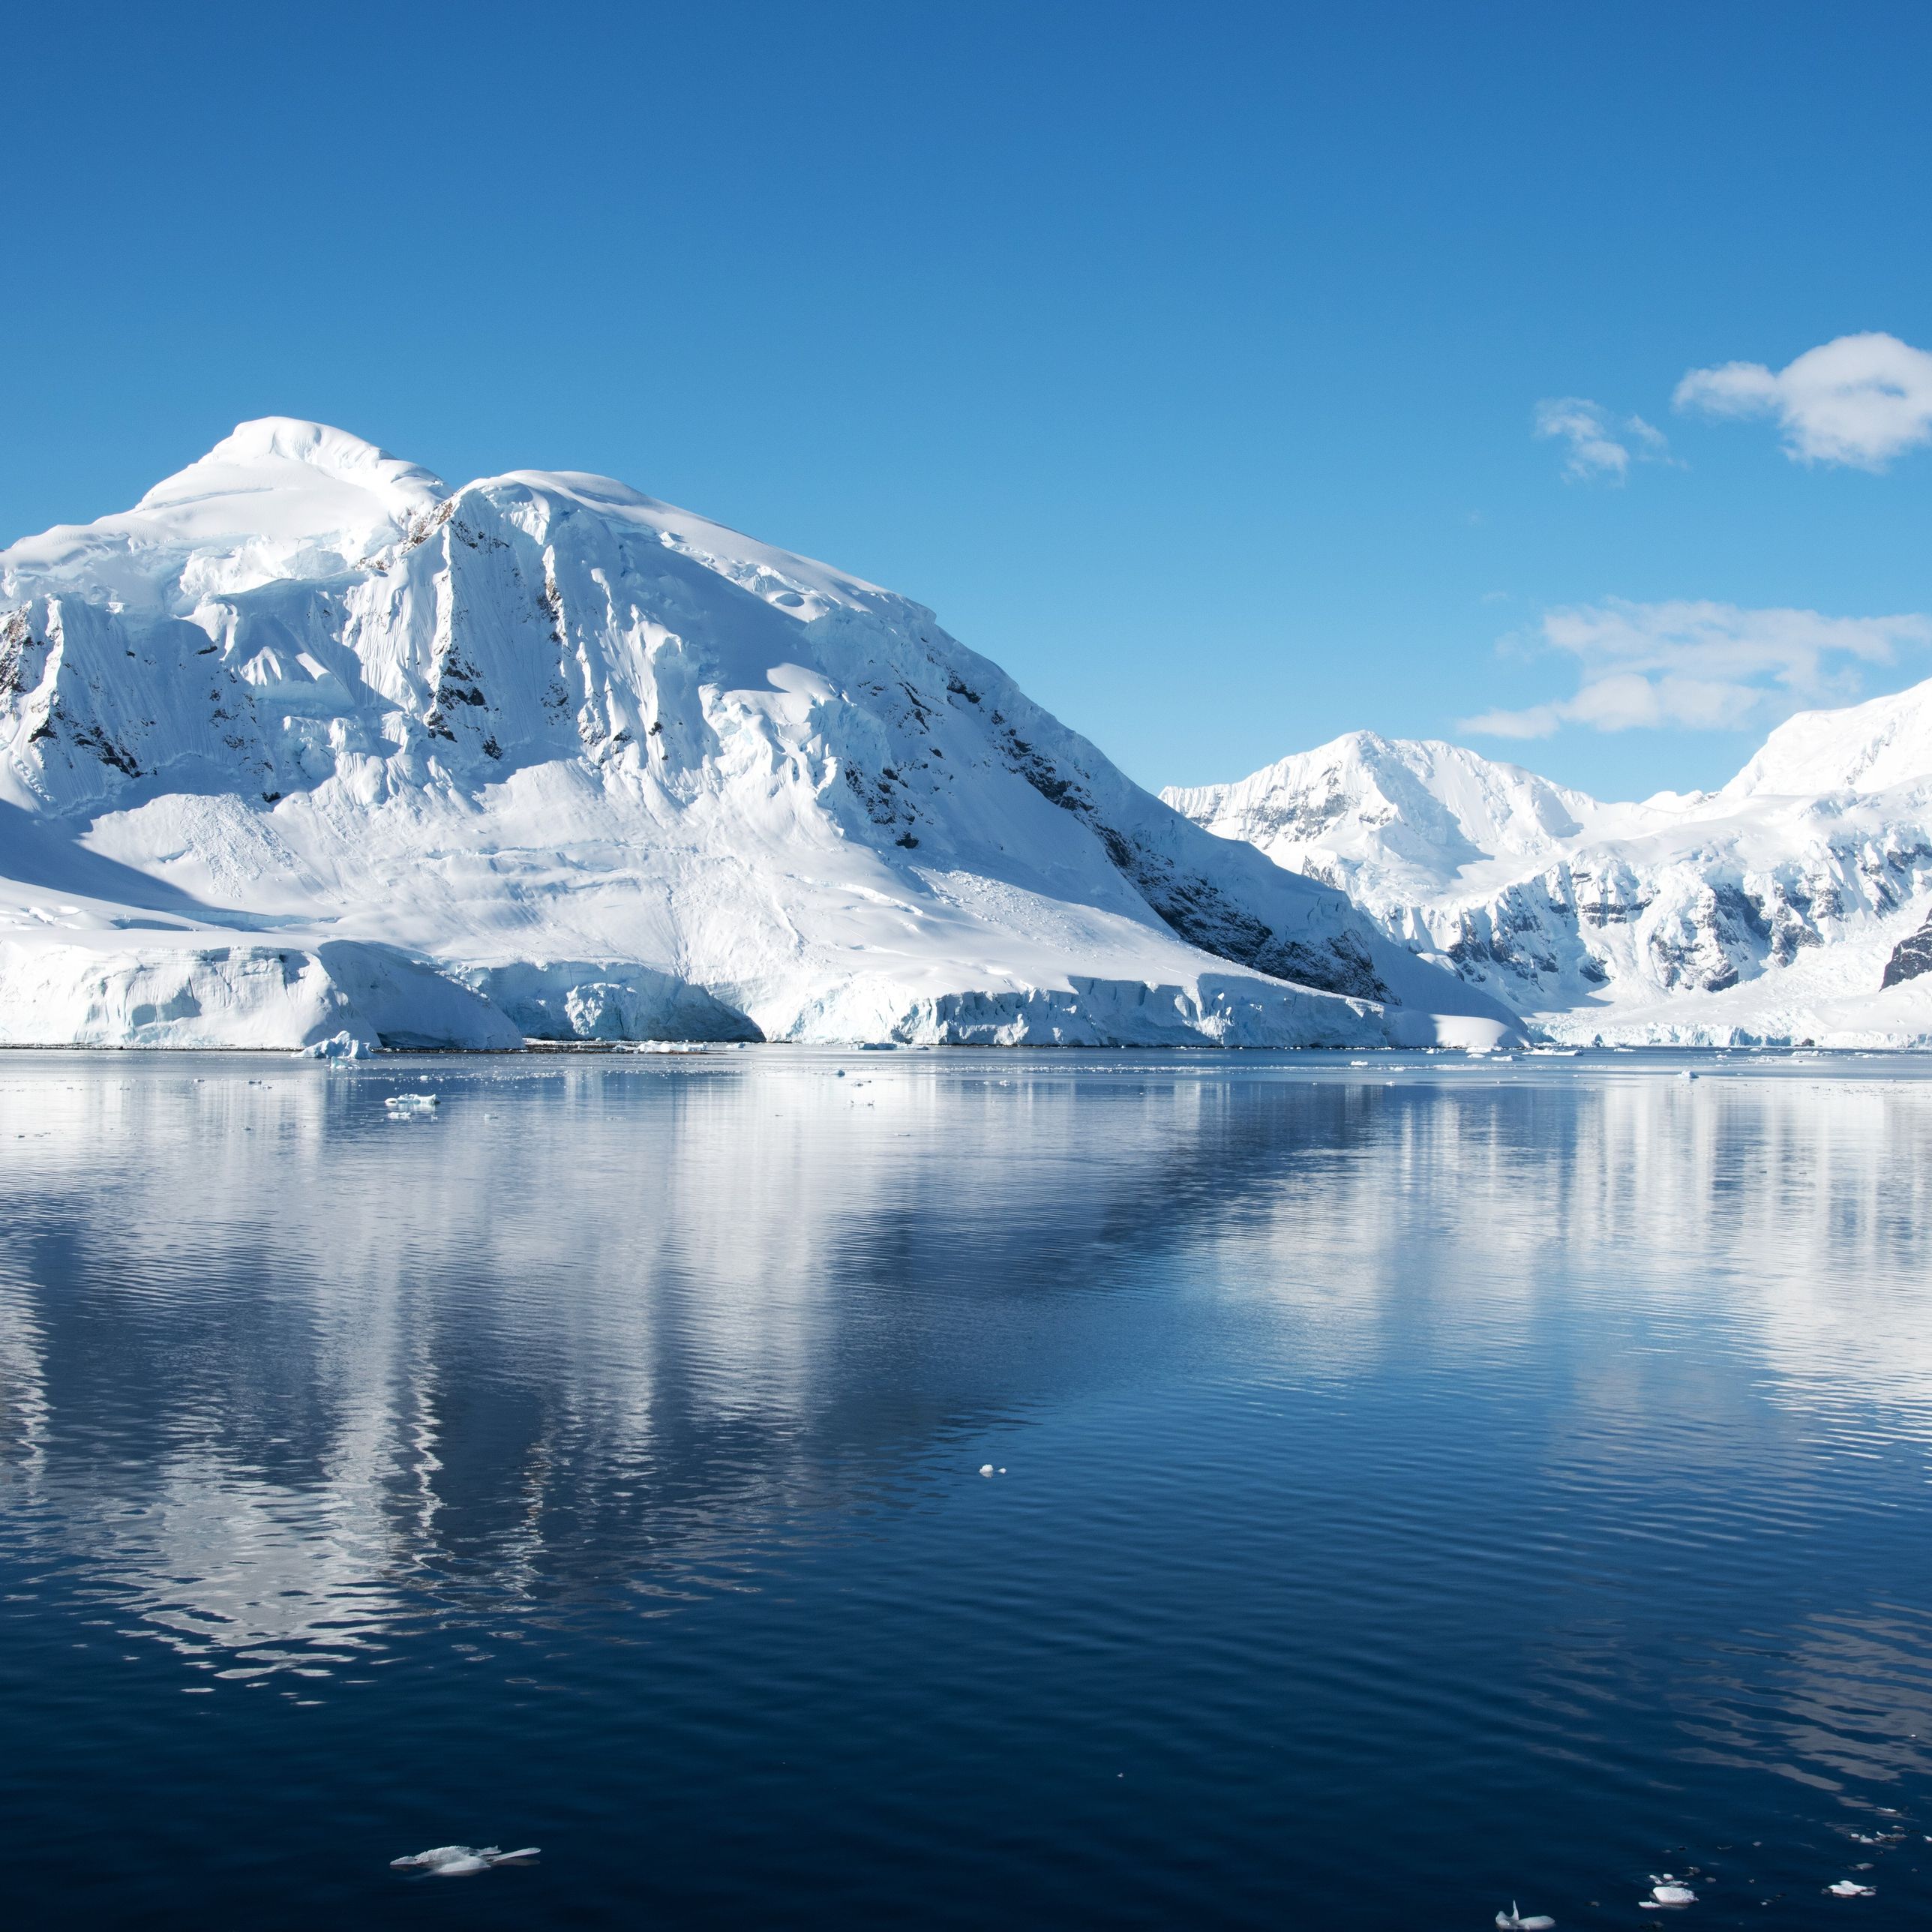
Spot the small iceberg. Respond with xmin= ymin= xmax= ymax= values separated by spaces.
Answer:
xmin=296 ymin=1030 xmax=370 ymax=1060
xmin=391 ymin=1844 xmax=538 ymax=1876
xmin=384 ymin=1093 xmax=439 ymax=1114
xmin=1497 ymin=1902 xmax=1556 ymax=1929
xmin=1826 ymin=1881 xmax=1876 ymax=1898
xmin=1640 ymin=1876 xmax=1696 ymax=1910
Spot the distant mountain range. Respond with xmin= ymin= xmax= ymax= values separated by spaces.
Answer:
xmin=0 ymin=419 xmax=1516 ymax=1051
xmin=1164 ymin=691 xmax=1932 ymax=1046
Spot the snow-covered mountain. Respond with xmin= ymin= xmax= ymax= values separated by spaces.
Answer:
xmin=1164 ymin=706 xmax=1932 ymax=1046
xmin=0 ymin=419 xmax=1517 ymax=1051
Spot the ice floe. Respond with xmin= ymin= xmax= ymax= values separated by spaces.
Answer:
xmin=1640 ymin=1876 xmax=1696 ymax=1909
xmin=1496 ymin=1901 xmax=1555 ymax=1928
xmin=390 ymin=1844 xmax=539 ymax=1876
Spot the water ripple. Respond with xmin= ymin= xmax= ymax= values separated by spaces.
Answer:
xmin=0 ymin=1048 xmax=1928 ymax=1925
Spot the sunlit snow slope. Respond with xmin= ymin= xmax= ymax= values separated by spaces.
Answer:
xmin=1165 ymin=711 xmax=1932 ymax=1046
xmin=0 ymin=420 xmax=1518 ymax=1050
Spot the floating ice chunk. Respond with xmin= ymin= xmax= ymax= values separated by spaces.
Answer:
xmin=979 ymin=1464 xmax=994 ymax=1477
xmin=296 ymin=1030 xmax=369 ymax=1060
xmin=1497 ymin=1901 xmax=1556 ymax=1928
xmin=391 ymin=1845 xmax=480 ymax=1874
xmin=1641 ymin=1879 xmax=1696 ymax=1908
xmin=1826 ymin=1881 xmax=1876 ymax=1898
xmin=391 ymin=1844 xmax=538 ymax=1876
xmin=384 ymin=1093 xmax=438 ymax=1112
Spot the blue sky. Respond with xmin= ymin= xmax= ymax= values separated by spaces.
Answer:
xmin=4 ymin=1 xmax=1930 ymax=801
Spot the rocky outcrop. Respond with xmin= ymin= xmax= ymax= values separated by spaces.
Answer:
xmin=1882 ymin=914 xmax=1932 ymax=988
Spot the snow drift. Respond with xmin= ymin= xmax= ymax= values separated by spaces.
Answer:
xmin=1165 ymin=701 xmax=1932 ymax=1047
xmin=0 ymin=418 xmax=1516 ymax=1051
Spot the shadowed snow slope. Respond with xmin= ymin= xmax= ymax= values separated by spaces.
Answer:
xmin=0 ymin=420 xmax=1516 ymax=1050
xmin=1165 ymin=712 xmax=1932 ymax=1046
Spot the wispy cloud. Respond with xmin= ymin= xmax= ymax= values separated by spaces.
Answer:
xmin=1533 ymin=397 xmax=1672 ymax=482
xmin=1675 ymin=332 xmax=1932 ymax=470
xmin=1459 ymin=598 xmax=1932 ymax=740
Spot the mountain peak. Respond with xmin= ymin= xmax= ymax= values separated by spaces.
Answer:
xmin=143 ymin=417 xmax=447 ymax=510
xmin=130 ymin=416 xmax=446 ymax=535
xmin=2 ymin=417 xmax=448 ymax=605
xmin=1720 ymin=676 xmax=1932 ymax=802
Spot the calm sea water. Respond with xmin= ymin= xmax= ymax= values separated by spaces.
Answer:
xmin=2 ymin=1047 xmax=1929 ymax=1928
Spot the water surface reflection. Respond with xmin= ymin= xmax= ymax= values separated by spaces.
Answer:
xmin=1 ymin=1050 xmax=1928 ymax=1927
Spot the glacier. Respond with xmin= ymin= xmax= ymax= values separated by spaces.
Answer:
xmin=1164 ymin=696 xmax=1932 ymax=1047
xmin=0 ymin=418 xmax=1519 ymax=1052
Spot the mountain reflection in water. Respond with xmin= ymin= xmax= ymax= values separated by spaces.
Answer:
xmin=1 ymin=1049 xmax=1928 ymax=1928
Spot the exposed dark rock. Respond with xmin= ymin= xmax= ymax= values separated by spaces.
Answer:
xmin=1882 ymin=914 xmax=1932 ymax=988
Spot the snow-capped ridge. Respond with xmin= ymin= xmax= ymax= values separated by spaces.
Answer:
xmin=0 ymin=421 xmax=1519 ymax=1050
xmin=1164 ymin=730 xmax=1647 ymax=904
xmin=1718 ymin=677 xmax=1932 ymax=801
xmin=486 ymin=467 xmax=898 ymax=608
xmin=3 ymin=417 xmax=448 ymax=610
xmin=1166 ymin=686 xmax=1932 ymax=1048
xmin=140 ymin=417 xmax=448 ymax=515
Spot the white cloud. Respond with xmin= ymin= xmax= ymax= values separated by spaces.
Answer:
xmin=1674 ymin=332 xmax=1932 ymax=469
xmin=1460 ymin=598 xmax=1932 ymax=740
xmin=1533 ymin=397 xmax=1673 ymax=482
